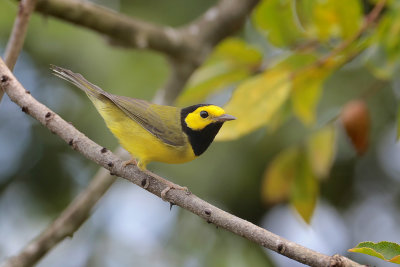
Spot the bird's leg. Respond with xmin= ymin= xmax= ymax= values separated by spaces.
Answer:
xmin=122 ymin=158 xmax=137 ymax=167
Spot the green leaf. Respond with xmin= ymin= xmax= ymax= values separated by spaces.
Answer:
xmin=290 ymin=152 xmax=318 ymax=223
xmin=261 ymin=147 xmax=300 ymax=204
xmin=253 ymin=0 xmax=305 ymax=47
xmin=297 ymin=0 xmax=362 ymax=42
xmin=215 ymin=67 xmax=291 ymax=141
xmin=177 ymin=38 xmax=262 ymax=106
xmin=306 ymin=125 xmax=336 ymax=179
xmin=349 ymin=241 xmax=400 ymax=264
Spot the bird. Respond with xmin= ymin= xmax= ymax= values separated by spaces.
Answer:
xmin=51 ymin=65 xmax=235 ymax=194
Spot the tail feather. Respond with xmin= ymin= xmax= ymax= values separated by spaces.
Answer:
xmin=50 ymin=65 xmax=106 ymax=99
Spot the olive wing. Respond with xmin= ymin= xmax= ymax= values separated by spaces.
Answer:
xmin=107 ymin=95 xmax=186 ymax=147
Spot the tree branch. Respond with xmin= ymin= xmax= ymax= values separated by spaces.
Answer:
xmin=182 ymin=0 xmax=259 ymax=50
xmin=178 ymin=0 xmax=260 ymax=63
xmin=0 ymin=0 xmax=367 ymax=266
xmin=0 ymin=58 xmax=364 ymax=267
xmin=31 ymin=0 xmax=258 ymax=64
xmin=0 ymin=0 xmax=37 ymax=102
xmin=32 ymin=0 xmax=187 ymax=58
xmin=1 ymin=1 xmax=261 ymax=266
xmin=0 ymin=58 xmax=196 ymax=267
xmin=1 ymin=59 xmax=190 ymax=267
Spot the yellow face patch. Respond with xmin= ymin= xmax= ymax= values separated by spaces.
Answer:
xmin=185 ymin=105 xmax=226 ymax=131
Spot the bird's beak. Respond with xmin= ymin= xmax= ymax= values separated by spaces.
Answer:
xmin=213 ymin=114 xmax=236 ymax=122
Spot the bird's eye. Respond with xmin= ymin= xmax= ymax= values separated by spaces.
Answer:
xmin=200 ymin=110 xmax=209 ymax=118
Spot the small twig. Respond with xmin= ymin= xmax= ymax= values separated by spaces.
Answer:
xmin=292 ymin=0 xmax=387 ymax=78
xmin=240 ymin=0 xmax=386 ymax=97
xmin=0 ymin=0 xmax=37 ymax=103
xmin=0 ymin=57 xmax=364 ymax=267
xmin=317 ymin=0 xmax=386 ymax=65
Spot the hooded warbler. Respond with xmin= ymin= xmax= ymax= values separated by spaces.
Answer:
xmin=51 ymin=65 xmax=235 ymax=171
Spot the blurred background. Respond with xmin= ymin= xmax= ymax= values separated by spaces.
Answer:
xmin=1 ymin=0 xmax=400 ymax=266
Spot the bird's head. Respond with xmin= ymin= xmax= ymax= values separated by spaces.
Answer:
xmin=182 ymin=104 xmax=236 ymax=131
xmin=180 ymin=104 xmax=235 ymax=156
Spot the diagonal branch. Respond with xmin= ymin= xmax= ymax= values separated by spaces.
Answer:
xmin=1 ymin=58 xmax=189 ymax=267
xmin=0 ymin=0 xmax=37 ymax=103
xmin=0 ymin=59 xmax=364 ymax=267
xmin=0 ymin=60 xmax=194 ymax=267
xmin=1 ymin=1 xmax=261 ymax=266
xmin=1 ymin=1 xmax=366 ymax=266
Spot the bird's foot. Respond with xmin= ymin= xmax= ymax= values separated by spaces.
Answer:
xmin=122 ymin=158 xmax=137 ymax=167
xmin=144 ymin=171 xmax=190 ymax=200
xmin=161 ymin=184 xmax=190 ymax=200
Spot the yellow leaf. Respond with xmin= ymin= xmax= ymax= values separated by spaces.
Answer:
xmin=336 ymin=0 xmax=362 ymax=40
xmin=216 ymin=68 xmax=291 ymax=141
xmin=267 ymin=100 xmax=291 ymax=133
xmin=261 ymin=147 xmax=300 ymax=204
xmin=312 ymin=1 xmax=340 ymax=41
xmin=291 ymin=66 xmax=332 ymax=125
xmin=391 ymin=255 xmax=400 ymax=264
xmin=178 ymin=62 xmax=249 ymax=106
xmin=290 ymin=154 xmax=318 ymax=223
xmin=177 ymin=38 xmax=262 ymax=106
xmin=306 ymin=125 xmax=336 ymax=179
xmin=261 ymin=146 xmax=319 ymax=223
xmin=305 ymin=0 xmax=362 ymax=42
xmin=213 ymin=38 xmax=262 ymax=66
